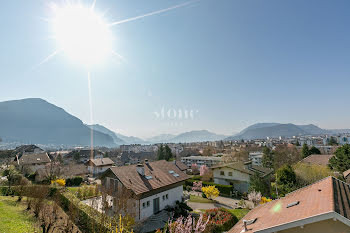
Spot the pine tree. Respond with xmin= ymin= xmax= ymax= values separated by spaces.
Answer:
xmin=301 ymin=143 xmax=310 ymax=158
xmin=157 ymin=144 xmax=165 ymax=160
xmin=164 ymin=145 xmax=173 ymax=161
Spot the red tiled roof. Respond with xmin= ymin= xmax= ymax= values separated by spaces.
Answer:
xmin=229 ymin=176 xmax=350 ymax=233
xmin=109 ymin=160 xmax=188 ymax=196
xmin=300 ymin=154 xmax=334 ymax=166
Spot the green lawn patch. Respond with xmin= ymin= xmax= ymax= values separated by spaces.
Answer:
xmin=0 ymin=196 xmax=38 ymax=233
xmin=225 ymin=208 xmax=250 ymax=220
xmin=189 ymin=195 xmax=215 ymax=203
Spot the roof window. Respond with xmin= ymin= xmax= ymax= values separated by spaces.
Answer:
xmin=286 ymin=201 xmax=300 ymax=208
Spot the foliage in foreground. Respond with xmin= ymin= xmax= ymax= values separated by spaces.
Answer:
xmin=203 ymin=208 xmax=238 ymax=233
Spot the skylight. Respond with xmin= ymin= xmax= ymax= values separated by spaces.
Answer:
xmin=245 ymin=218 xmax=257 ymax=225
xmin=169 ymin=170 xmax=175 ymax=174
xmin=145 ymin=176 xmax=153 ymax=180
xmin=286 ymin=201 xmax=300 ymax=208
xmin=173 ymin=173 xmax=179 ymax=177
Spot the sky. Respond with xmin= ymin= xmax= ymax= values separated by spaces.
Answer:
xmin=1 ymin=0 xmax=350 ymax=139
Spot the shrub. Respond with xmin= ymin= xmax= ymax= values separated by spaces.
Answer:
xmin=202 ymin=185 xmax=220 ymax=200
xmin=51 ymin=178 xmax=66 ymax=187
xmin=202 ymin=182 xmax=233 ymax=196
xmin=203 ymin=208 xmax=238 ymax=233
xmin=66 ymin=176 xmax=83 ymax=186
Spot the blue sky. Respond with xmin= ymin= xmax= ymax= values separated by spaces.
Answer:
xmin=1 ymin=0 xmax=350 ymax=138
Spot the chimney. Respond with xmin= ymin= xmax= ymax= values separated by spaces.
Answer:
xmin=242 ymin=220 xmax=248 ymax=232
xmin=136 ymin=163 xmax=145 ymax=176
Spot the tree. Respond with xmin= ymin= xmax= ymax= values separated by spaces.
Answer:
xmin=273 ymin=144 xmax=301 ymax=170
xmin=309 ymin=146 xmax=321 ymax=155
xmin=157 ymin=144 xmax=165 ymax=160
xmin=163 ymin=214 xmax=210 ymax=233
xmin=301 ymin=143 xmax=310 ymax=159
xmin=275 ymin=165 xmax=297 ymax=196
xmin=293 ymin=163 xmax=332 ymax=187
xmin=262 ymin=147 xmax=274 ymax=169
xmin=73 ymin=151 xmax=80 ymax=162
xmin=329 ymin=144 xmax=350 ymax=172
xmin=249 ymin=173 xmax=270 ymax=197
xmin=3 ymin=166 xmax=20 ymax=192
xmin=164 ymin=145 xmax=173 ymax=161
xmin=201 ymin=185 xmax=219 ymax=200
xmin=328 ymin=137 xmax=338 ymax=146
xmin=202 ymin=146 xmax=213 ymax=157
xmin=295 ymin=140 xmax=301 ymax=146
xmin=248 ymin=190 xmax=262 ymax=207
xmin=199 ymin=165 xmax=209 ymax=176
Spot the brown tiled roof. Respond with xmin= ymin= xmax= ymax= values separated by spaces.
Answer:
xmin=89 ymin=158 xmax=114 ymax=166
xmin=300 ymin=154 xmax=334 ymax=166
xmin=174 ymin=160 xmax=188 ymax=171
xmin=343 ymin=169 xmax=350 ymax=178
xmin=109 ymin=160 xmax=189 ymax=196
xmin=18 ymin=152 xmax=51 ymax=165
xmin=228 ymin=176 xmax=350 ymax=233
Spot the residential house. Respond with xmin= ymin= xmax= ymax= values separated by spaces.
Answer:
xmin=343 ymin=169 xmax=350 ymax=184
xmin=35 ymin=163 xmax=89 ymax=182
xmin=86 ymin=158 xmax=114 ymax=176
xmin=211 ymin=161 xmax=272 ymax=193
xmin=16 ymin=152 xmax=51 ymax=174
xmin=300 ymin=154 xmax=334 ymax=166
xmin=249 ymin=152 xmax=264 ymax=166
xmin=229 ymin=176 xmax=350 ymax=233
xmin=101 ymin=160 xmax=188 ymax=221
xmin=181 ymin=155 xmax=222 ymax=168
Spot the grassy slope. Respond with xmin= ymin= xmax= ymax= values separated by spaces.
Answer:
xmin=226 ymin=208 xmax=250 ymax=220
xmin=0 ymin=196 xmax=38 ymax=233
xmin=189 ymin=195 xmax=215 ymax=203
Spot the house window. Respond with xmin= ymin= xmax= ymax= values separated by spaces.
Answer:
xmin=143 ymin=203 xmax=146 ymax=208
xmin=147 ymin=201 xmax=150 ymax=207
xmin=228 ymin=172 xmax=232 ymax=176
xmin=220 ymin=171 xmax=225 ymax=176
xmin=166 ymin=194 xmax=168 ymax=199
xmin=162 ymin=195 xmax=165 ymax=200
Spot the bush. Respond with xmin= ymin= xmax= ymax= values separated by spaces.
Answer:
xmin=165 ymin=201 xmax=193 ymax=218
xmin=192 ymin=175 xmax=202 ymax=181
xmin=66 ymin=176 xmax=83 ymax=186
xmin=202 ymin=182 xmax=233 ymax=196
xmin=204 ymin=208 xmax=238 ymax=233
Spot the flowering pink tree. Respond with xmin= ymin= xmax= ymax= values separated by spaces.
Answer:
xmin=199 ymin=165 xmax=209 ymax=176
xmin=248 ymin=190 xmax=262 ymax=207
xmin=166 ymin=214 xmax=210 ymax=233
xmin=192 ymin=181 xmax=202 ymax=192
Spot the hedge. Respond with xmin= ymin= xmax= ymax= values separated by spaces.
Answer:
xmin=58 ymin=191 xmax=110 ymax=233
xmin=65 ymin=176 xmax=83 ymax=186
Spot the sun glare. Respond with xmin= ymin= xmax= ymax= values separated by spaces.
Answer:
xmin=52 ymin=4 xmax=113 ymax=66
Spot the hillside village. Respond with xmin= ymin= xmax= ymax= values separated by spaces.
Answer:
xmin=2 ymin=132 xmax=350 ymax=233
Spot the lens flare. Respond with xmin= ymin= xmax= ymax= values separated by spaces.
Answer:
xmin=51 ymin=3 xmax=113 ymax=66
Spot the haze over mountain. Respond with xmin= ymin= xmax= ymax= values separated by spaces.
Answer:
xmin=168 ymin=130 xmax=227 ymax=143
xmin=0 ymin=98 xmax=115 ymax=147
xmin=225 ymin=123 xmax=333 ymax=140
xmin=86 ymin=124 xmax=125 ymax=145
xmin=88 ymin=124 xmax=146 ymax=145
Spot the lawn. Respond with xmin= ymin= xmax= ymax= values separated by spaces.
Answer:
xmin=226 ymin=208 xmax=250 ymax=220
xmin=189 ymin=194 xmax=215 ymax=203
xmin=0 ymin=196 xmax=38 ymax=233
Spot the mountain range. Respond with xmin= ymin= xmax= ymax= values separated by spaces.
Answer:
xmin=0 ymin=98 xmax=347 ymax=147
xmin=225 ymin=123 xmax=332 ymax=140
xmin=0 ymin=98 xmax=115 ymax=147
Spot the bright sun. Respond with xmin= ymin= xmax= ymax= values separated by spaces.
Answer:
xmin=52 ymin=4 xmax=113 ymax=66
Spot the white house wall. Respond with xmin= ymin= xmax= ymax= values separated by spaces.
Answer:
xmin=139 ymin=185 xmax=183 ymax=221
